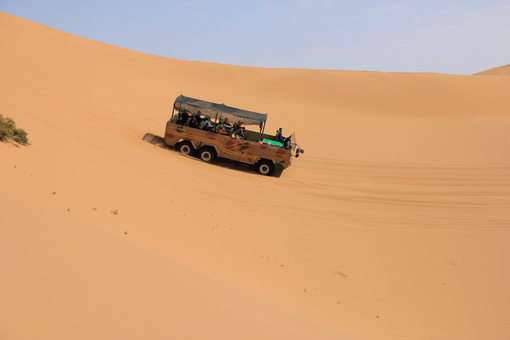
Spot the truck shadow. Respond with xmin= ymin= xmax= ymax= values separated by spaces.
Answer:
xmin=141 ymin=133 xmax=277 ymax=176
xmin=142 ymin=133 xmax=169 ymax=148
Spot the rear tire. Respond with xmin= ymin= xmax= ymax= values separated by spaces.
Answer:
xmin=178 ymin=141 xmax=194 ymax=156
xmin=256 ymin=160 xmax=274 ymax=176
xmin=198 ymin=147 xmax=217 ymax=163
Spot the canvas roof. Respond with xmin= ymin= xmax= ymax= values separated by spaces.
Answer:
xmin=174 ymin=95 xmax=267 ymax=127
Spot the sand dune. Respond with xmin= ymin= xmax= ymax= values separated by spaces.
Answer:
xmin=473 ymin=64 xmax=510 ymax=76
xmin=1 ymin=12 xmax=510 ymax=340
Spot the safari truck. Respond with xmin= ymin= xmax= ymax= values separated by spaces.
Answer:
xmin=164 ymin=95 xmax=304 ymax=176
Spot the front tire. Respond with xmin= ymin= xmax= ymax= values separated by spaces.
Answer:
xmin=198 ymin=147 xmax=217 ymax=163
xmin=178 ymin=141 xmax=194 ymax=155
xmin=256 ymin=160 xmax=274 ymax=176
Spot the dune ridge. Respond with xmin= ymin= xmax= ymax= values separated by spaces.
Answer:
xmin=473 ymin=64 xmax=510 ymax=76
xmin=1 ymin=12 xmax=510 ymax=340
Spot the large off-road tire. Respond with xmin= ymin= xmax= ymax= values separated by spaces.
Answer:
xmin=256 ymin=160 xmax=274 ymax=176
xmin=198 ymin=147 xmax=217 ymax=163
xmin=178 ymin=141 xmax=194 ymax=156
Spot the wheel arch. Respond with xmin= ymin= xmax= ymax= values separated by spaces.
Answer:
xmin=255 ymin=158 xmax=275 ymax=176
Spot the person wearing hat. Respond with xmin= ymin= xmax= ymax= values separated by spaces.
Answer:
xmin=218 ymin=117 xmax=233 ymax=135
xmin=223 ymin=117 xmax=233 ymax=130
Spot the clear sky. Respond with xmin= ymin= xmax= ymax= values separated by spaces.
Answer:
xmin=2 ymin=0 xmax=509 ymax=74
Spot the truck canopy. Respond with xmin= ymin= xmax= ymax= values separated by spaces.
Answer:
xmin=174 ymin=95 xmax=267 ymax=129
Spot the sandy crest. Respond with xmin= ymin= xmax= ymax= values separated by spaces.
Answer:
xmin=473 ymin=64 xmax=510 ymax=76
xmin=1 ymin=12 xmax=510 ymax=340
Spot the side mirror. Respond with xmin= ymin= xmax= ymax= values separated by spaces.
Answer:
xmin=300 ymin=149 xmax=305 ymax=153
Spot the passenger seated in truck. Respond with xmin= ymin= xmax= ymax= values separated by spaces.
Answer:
xmin=188 ymin=114 xmax=200 ymax=128
xmin=218 ymin=118 xmax=233 ymax=135
xmin=235 ymin=123 xmax=247 ymax=139
xmin=176 ymin=110 xmax=190 ymax=125
xmin=174 ymin=111 xmax=183 ymax=124
xmin=200 ymin=116 xmax=214 ymax=131
xmin=183 ymin=111 xmax=193 ymax=126
xmin=217 ymin=124 xmax=228 ymax=135
xmin=223 ymin=118 xmax=233 ymax=131
xmin=195 ymin=111 xmax=204 ymax=127
xmin=277 ymin=128 xmax=292 ymax=149
xmin=276 ymin=128 xmax=285 ymax=142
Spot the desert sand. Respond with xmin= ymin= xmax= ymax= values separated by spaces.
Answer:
xmin=1 ymin=12 xmax=510 ymax=340
xmin=474 ymin=64 xmax=510 ymax=76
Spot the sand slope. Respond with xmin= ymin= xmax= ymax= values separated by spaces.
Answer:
xmin=473 ymin=64 xmax=510 ymax=76
xmin=1 ymin=12 xmax=510 ymax=340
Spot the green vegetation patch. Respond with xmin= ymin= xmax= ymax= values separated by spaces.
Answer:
xmin=0 ymin=114 xmax=29 ymax=145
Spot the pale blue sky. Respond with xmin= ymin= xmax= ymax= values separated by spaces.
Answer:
xmin=2 ymin=0 xmax=509 ymax=74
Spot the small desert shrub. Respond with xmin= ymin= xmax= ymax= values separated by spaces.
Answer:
xmin=0 ymin=114 xmax=29 ymax=145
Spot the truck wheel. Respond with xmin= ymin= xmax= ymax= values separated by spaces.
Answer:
xmin=198 ymin=147 xmax=216 ymax=163
xmin=178 ymin=141 xmax=194 ymax=155
xmin=256 ymin=160 xmax=274 ymax=176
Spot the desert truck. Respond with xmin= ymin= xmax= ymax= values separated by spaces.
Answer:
xmin=164 ymin=95 xmax=304 ymax=176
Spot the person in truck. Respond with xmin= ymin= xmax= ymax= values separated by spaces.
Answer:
xmin=277 ymin=128 xmax=285 ymax=142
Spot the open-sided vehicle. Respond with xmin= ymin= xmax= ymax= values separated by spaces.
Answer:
xmin=164 ymin=95 xmax=304 ymax=176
